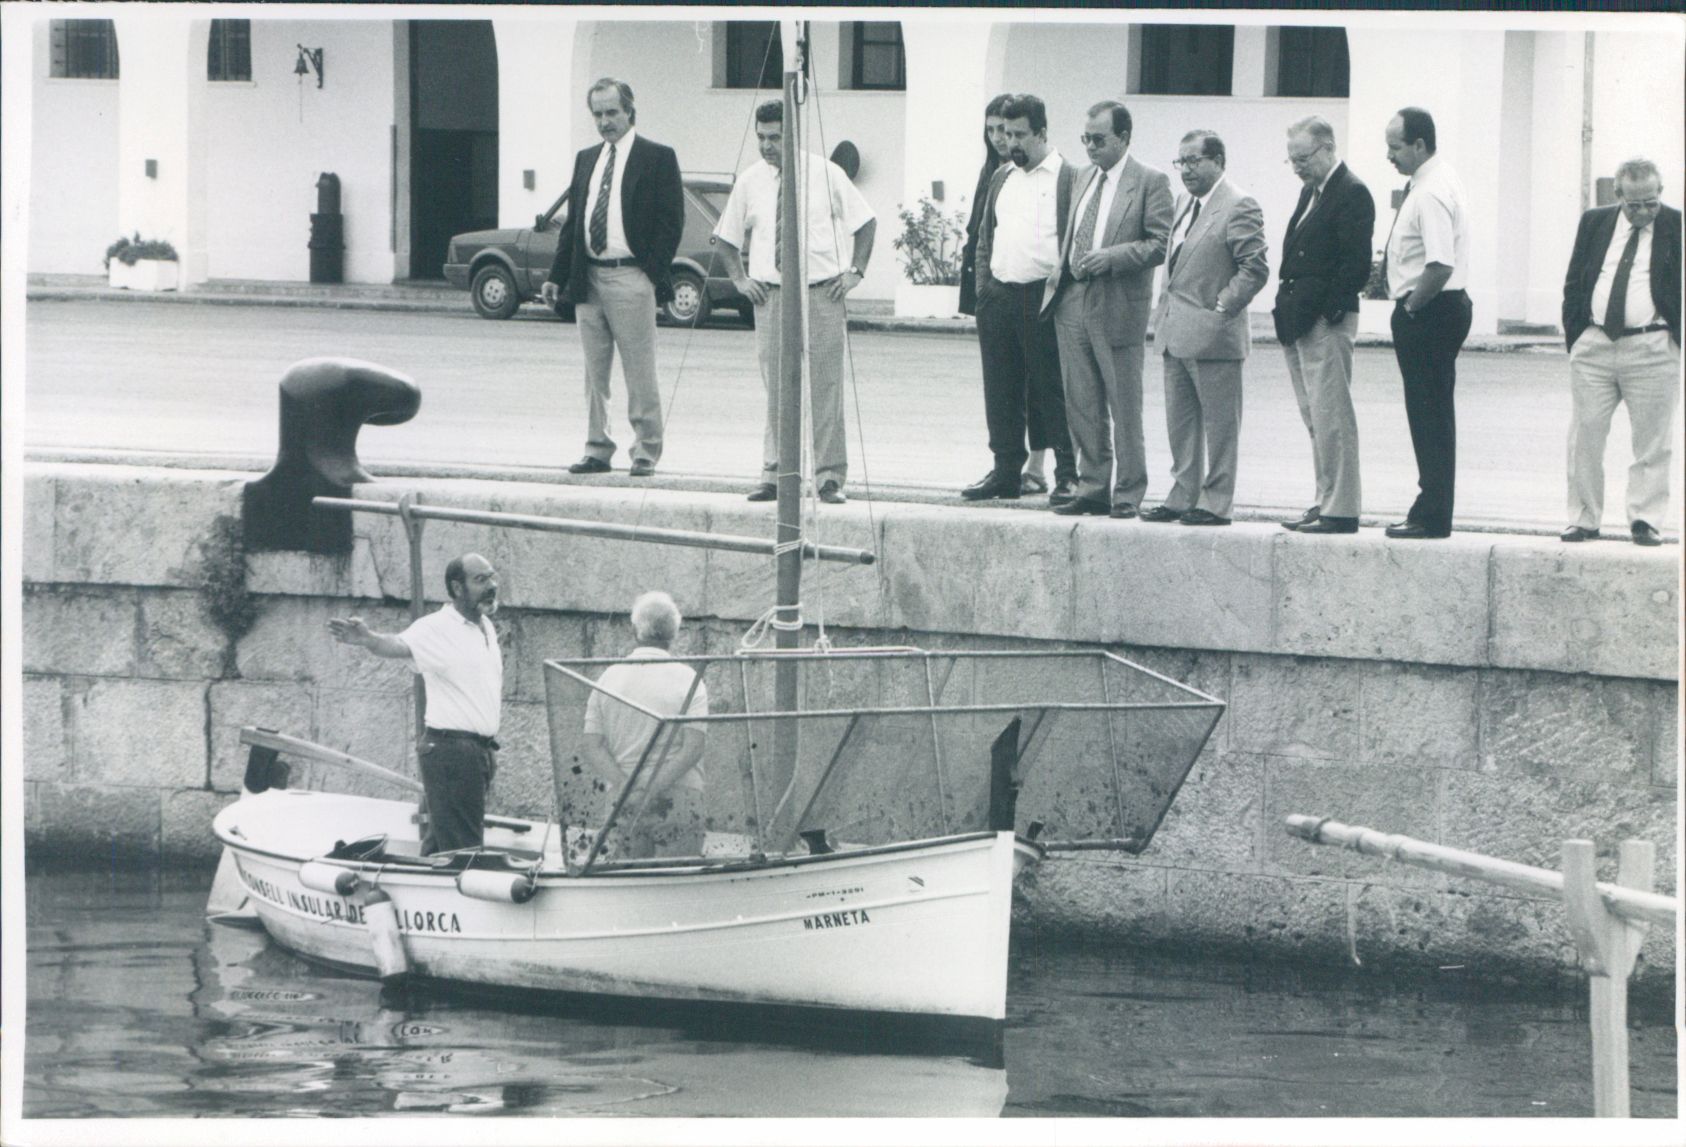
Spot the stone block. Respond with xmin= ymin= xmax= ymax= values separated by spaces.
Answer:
xmin=1228 ymin=654 xmax=1360 ymax=761
xmin=1479 ymin=669 xmax=1656 ymax=781
xmin=313 ymin=688 xmax=416 ymax=782
xmin=23 ymin=475 xmax=55 ymax=584
xmin=28 ymin=783 xmax=162 ymax=870
xmin=502 ymin=610 xmax=592 ymax=702
xmin=50 ymin=465 xmax=243 ymax=588
xmin=235 ymin=597 xmax=414 ymax=691
xmin=1489 ymin=541 xmax=1679 ymax=681
xmin=23 ymin=677 xmax=67 ymax=781
xmin=162 ymin=789 xmax=239 ymax=864
xmin=1349 ymin=883 xmax=1575 ymax=973
xmin=1358 ymin=662 xmax=1479 ymax=770
xmin=22 ymin=588 xmax=137 ymax=676
xmin=1164 ymin=869 xmax=1348 ymax=957
xmin=245 ymin=536 xmax=384 ymax=600
xmin=209 ymin=681 xmax=315 ymax=792
xmin=1117 ymin=645 xmax=1233 ymax=754
xmin=882 ymin=506 xmax=1074 ymax=641
xmin=68 ymin=679 xmax=208 ymax=788
xmin=704 ymin=498 xmax=886 ymax=629
xmin=137 ymin=590 xmax=230 ymax=679
xmin=1143 ymin=752 xmax=1264 ymax=873
xmin=1654 ymin=683 xmax=1678 ymax=788
xmin=1274 ymin=531 xmax=1491 ymax=666
xmin=1262 ymin=759 xmax=1441 ymax=887
xmin=1014 ymin=855 xmax=1169 ymax=940
xmin=1073 ymin=522 xmax=1274 ymax=652
xmin=1440 ymin=769 xmax=1676 ymax=895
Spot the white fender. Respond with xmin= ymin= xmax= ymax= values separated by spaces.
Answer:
xmin=299 ymin=860 xmax=360 ymax=897
xmin=361 ymin=888 xmax=409 ymax=985
xmin=456 ymin=869 xmax=537 ymax=904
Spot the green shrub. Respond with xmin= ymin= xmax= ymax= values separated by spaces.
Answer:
xmin=104 ymin=233 xmax=180 ymax=270
xmin=892 ymin=198 xmax=967 ymax=286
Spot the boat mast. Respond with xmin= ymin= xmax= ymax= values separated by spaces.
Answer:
xmin=768 ymin=20 xmax=807 ymax=835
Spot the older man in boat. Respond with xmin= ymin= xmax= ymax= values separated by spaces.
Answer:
xmin=580 ymin=591 xmax=709 ymax=857
xmin=327 ymin=553 xmax=503 ymax=855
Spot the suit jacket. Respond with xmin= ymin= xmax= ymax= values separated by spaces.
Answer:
xmin=1048 ymin=154 xmax=1174 ymax=345
xmin=547 ymin=133 xmax=684 ymax=306
xmin=973 ymin=155 xmax=1079 ymax=314
xmin=1153 ymin=178 xmax=1270 ymax=361
xmin=1271 ymin=162 xmax=1376 ymax=344
xmin=1562 ymin=203 xmax=1682 ymax=350
xmin=958 ymin=156 xmax=1002 ymax=316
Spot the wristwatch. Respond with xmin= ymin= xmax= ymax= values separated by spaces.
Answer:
xmin=847 ymin=265 xmax=864 ymax=277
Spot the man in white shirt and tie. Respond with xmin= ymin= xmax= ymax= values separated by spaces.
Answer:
xmin=543 ymin=78 xmax=684 ymax=479
xmin=1048 ymin=100 xmax=1173 ymax=518
xmin=713 ymin=100 xmax=876 ymax=506
xmin=1559 ymin=157 xmax=1681 ymax=546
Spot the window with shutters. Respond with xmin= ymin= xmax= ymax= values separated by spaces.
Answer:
xmin=1274 ymin=27 xmax=1348 ymax=98
xmin=50 ymin=19 xmax=120 ymax=80
xmin=208 ymin=19 xmax=252 ymax=82
xmin=846 ymin=23 xmax=904 ymax=91
xmin=1137 ymin=25 xmax=1232 ymax=97
xmin=722 ymin=22 xmax=783 ymax=90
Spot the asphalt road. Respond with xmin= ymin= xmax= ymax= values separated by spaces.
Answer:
xmin=20 ymin=298 xmax=1679 ymax=532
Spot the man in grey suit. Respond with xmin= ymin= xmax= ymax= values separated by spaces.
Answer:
xmin=1048 ymin=100 xmax=1175 ymax=518
xmin=1142 ymin=130 xmax=1270 ymax=526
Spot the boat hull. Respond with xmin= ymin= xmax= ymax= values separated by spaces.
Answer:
xmin=214 ymin=791 xmax=1039 ymax=1023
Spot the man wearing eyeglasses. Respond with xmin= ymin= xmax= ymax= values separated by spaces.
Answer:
xmin=1046 ymin=101 xmax=1174 ymax=519
xmin=1559 ymin=158 xmax=1680 ymax=547
xmin=1272 ymin=116 xmax=1375 ymax=535
xmin=1143 ymin=130 xmax=1269 ymax=527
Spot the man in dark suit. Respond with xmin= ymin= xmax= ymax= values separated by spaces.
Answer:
xmin=1048 ymin=99 xmax=1173 ymax=518
xmin=1560 ymin=157 xmax=1681 ymax=547
xmin=1142 ymin=130 xmax=1269 ymax=527
xmin=542 ymin=78 xmax=683 ymax=479
xmin=965 ymin=93 xmax=1080 ymax=506
xmin=1272 ymin=116 xmax=1376 ymax=535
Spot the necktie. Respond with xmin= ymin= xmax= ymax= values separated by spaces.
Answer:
xmin=1168 ymin=198 xmax=1200 ymax=277
xmin=1379 ymin=180 xmax=1411 ymax=290
xmin=589 ymin=141 xmax=616 ymax=256
xmin=1070 ymin=172 xmax=1105 ymax=279
xmin=774 ymin=171 xmax=784 ymax=276
xmin=1600 ymin=224 xmax=1644 ymax=340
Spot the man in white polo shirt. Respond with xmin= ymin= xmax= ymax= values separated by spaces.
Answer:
xmin=581 ymin=591 xmax=709 ymax=856
xmin=328 ymin=552 xmax=503 ymax=854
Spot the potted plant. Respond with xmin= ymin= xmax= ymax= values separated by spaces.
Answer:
xmin=892 ymin=197 xmax=966 ymax=318
xmin=105 ymin=234 xmax=180 ymax=292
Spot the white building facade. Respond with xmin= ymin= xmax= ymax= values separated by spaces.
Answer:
xmin=15 ymin=8 xmax=1683 ymax=335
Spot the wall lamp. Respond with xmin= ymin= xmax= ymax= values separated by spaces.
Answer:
xmin=294 ymin=45 xmax=325 ymax=89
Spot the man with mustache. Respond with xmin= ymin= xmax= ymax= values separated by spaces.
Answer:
xmin=328 ymin=553 xmax=504 ymax=854
xmin=965 ymin=92 xmax=1080 ymax=506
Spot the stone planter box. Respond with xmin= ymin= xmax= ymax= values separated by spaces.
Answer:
xmin=895 ymin=282 xmax=960 ymax=319
xmin=108 ymin=258 xmax=180 ymax=292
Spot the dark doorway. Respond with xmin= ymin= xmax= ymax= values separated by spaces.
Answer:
xmin=410 ymin=21 xmax=498 ymax=280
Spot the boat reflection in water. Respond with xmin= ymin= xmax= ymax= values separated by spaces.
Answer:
xmin=191 ymin=916 xmax=1008 ymax=1118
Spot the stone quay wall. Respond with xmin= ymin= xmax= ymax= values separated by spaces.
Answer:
xmin=19 ymin=462 xmax=1680 ymax=981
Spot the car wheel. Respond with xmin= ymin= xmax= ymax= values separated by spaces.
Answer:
xmin=470 ymin=264 xmax=520 ymax=320
xmin=661 ymin=270 xmax=709 ymax=326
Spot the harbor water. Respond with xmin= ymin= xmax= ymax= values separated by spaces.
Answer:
xmin=21 ymin=869 xmax=1678 ymax=1120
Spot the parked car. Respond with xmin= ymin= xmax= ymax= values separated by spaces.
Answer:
xmin=443 ymin=175 xmax=749 ymax=326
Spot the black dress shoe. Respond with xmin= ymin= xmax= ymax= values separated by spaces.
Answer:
xmin=962 ymin=471 xmax=1021 ymax=501
xmin=1282 ymin=506 xmax=1321 ymax=531
xmin=1179 ymin=508 xmax=1231 ymax=526
xmin=1048 ymin=479 xmax=1078 ymax=507
xmin=629 ymin=459 xmax=656 ymax=477
xmin=819 ymin=480 xmax=847 ymax=505
xmin=1297 ymin=516 xmax=1358 ymax=535
xmin=1384 ymin=521 xmax=1450 ymax=539
xmin=1110 ymin=503 xmax=1138 ymax=520
xmin=1139 ymin=505 xmax=1183 ymax=523
xmin=568 ymin=456 xmax=611 ymax=474
xmin=747 ymin=483 xmax=777 ymax=502
xmin=1559 ymin=525 xmax=1600 ymax=543
xmin=1631 ymin=520 xmax=1662 ymax=546
xmin=1052 ymin=496 xmax=1109 ymax=516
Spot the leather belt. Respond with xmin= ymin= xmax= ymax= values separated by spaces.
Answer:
xmin=1617 ymin=322 xmax=1670 ymax=338
xmin=425 ymin=727 xmax=500 ymax=751
xmin=588 ymin=256 xmax=641 ymax=269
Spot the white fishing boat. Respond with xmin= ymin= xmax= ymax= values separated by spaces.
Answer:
xmin=209 ymin=22 xmax=1225 ymax=1036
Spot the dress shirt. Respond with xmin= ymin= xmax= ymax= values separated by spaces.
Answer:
xmin=400 ymin=605 xmax=503 ymax=737
xmin=1170 ymin=174 xmax=1225 ymax=262
xmin=1069 ymin=150 xmax=1128 ymax=263
xmin=990 ymin=149 xmax=1063 ymax=284
xmin=1589 ymin=212 xmax=1660 ymax=329
xmin=583 ymin=128 xmax=637 ymax=260
xmin=1384 ymin=154 xmax=1470 ymax=298
xmin=713 ymin=153 xmax=875 ymax=286
xmin=583 ymin=647 xmax=710 ymax=789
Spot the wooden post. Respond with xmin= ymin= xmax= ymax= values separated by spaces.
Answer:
xmin=1561 ymin=838 xmax=1654 ymax=1118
